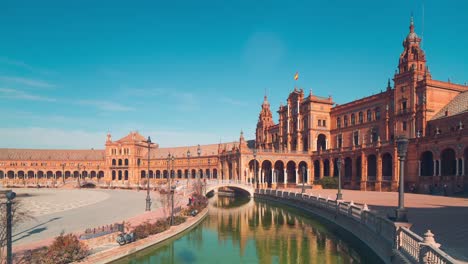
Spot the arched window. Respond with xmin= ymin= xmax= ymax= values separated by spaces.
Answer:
xmin=124 ymin=159 xmax=129 ymax=166
xmin=337 ymin=117 xmax=341 ymax=129
xmin=375 ymin=107 xmax=381 ymax=120
xmin=118 ymin=159 xmax=122 ymax=166
xmin=358 ymin=112 xmax=363 ymax=124
xmin=112 ymin=159 xmax=116 ymax=166
xmin=367 ymin=110 xmax=372 ymax=122
xmin=351 ymin=114 xmax=356 ymax=125
xmin=344 ymin=115 xmax=348 ymax=127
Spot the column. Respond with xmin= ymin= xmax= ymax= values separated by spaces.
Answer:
xmin=462 ymin=159 xmax=466 ymax=176
xmin=271 ymin=169 xmax=275 ymax=183
xmin=438 ymin=160 xmax=442 ymax=176
xmin=376 ymin=155 xmax=382 ymax=191
xmin=295 ymin=169 xmax=299 ymax=184
xmin=433 ymin=160 xmax=437 ymax=176
xmin=319 ymin=159 xmax=324 ymax=179
xmin=418 ymin=160 xmax=421 ymax=177
xmin=284 ymin=169 xmax=287 ymax=184
xmin=307 ymin=169 xmax=311 ymax=184
xmin=329 ymin=160 xmax=334 ymax=178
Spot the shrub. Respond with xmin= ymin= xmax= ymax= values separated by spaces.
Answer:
xmin=167 ymin=215 xmax=186 ymax=226
xmin=188 ymin=193 xmax=208 ymax=212
xmin=26 ymin=232 xmax=89 ymax=264
xmin=132 ymin=219 xmax=170 ymax=240
xmin=319 ymin=177 xmax=338 ymax=189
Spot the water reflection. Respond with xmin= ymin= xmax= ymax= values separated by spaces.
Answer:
xmin=114 ymin=195 xmax=378 ymax=264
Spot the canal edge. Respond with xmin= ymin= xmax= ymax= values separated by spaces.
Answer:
xmin=81 ymin=208 xmax=209 ymax=264
xmin=254 ymin=193 xmax=392 ymax=264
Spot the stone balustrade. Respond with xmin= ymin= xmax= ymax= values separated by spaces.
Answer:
xmin=255 ymin=188 xmax=459 ymax=264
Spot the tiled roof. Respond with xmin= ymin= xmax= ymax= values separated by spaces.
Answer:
xmin=147 ymin=142 xmax=238 ymax=159
xmin=0 ymin=149 xmax=105 ymax=161
xmin=431 ymin=91 xmax=468 ymax=120
xmin=116 ymin=131 xmax=147 ymax=143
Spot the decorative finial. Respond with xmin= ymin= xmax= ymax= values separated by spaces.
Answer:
xmin=387 ymin=78 xmax=391 ymax=90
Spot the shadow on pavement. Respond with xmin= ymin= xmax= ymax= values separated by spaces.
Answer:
xmin=13 ymin=217 xmax=61 ymax=242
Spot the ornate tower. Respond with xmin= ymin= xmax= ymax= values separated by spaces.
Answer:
xmin=393 ymin=16 xmax=427 ymax=139
xmin=256 ymin=96 xmax=275 ymax=149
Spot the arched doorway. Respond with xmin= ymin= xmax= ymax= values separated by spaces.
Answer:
xmin=382 ymin=153 xmax=392 ymax=180
xmin=333 ymin=158 xmax=339 ymax=177
xmin=441 ymin=148 xmax=456 ymax=176
xmin=213 ymin=169 xmax=218 ymax=179
xmin=420 ymin=151 xmax=433 ymax=176
xmin=274 ymin=160 xmax=285 ymax=184
xmin=344 ymin=157 xmax=352 ymax=179
xmin=356 ymin=157 xmax=362 ymax=181
xmin=314 ymin=160 xmax=320 ymax=180
xmin=323 ymin=159 xmax=330 ymax=177
xmin=298 ymin=161 xmax=308 ymax=184
xmin=248 ymin=160 xmax=260 ymax=184
xmin=464 ymin=147 xmax=468 ymax=176
xmin=367 ymin=154 xmax=377 ymax=181
xmin=262 ymin=160 xmax=273 ymax=187
xmin=286 ymin=161 xmax=296 ymax=185
xmin=317 ymin=134 xmax=326 ymax=151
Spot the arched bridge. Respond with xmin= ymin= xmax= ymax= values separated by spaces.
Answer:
xmin=205 ymin=180 xmax=255 ymax=197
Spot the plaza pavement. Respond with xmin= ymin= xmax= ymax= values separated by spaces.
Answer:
xmin=11 ymin=188 xmax=163 ymax=247
xmin=283 ymin=187 xmax=468 ymax=262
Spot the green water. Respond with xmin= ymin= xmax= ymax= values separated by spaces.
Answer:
xmin=114 ymin=195 xmax=381 ymax=264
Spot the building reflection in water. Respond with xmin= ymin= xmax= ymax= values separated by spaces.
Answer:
xmin=205 ymin=196 xmax=362 ymax=264
xmin=115 ymin=195 xmax=375 ymax=264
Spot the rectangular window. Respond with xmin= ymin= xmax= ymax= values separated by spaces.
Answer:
xmin=317 ymin=120 xmax=321 ymax=126
xmin=402 ymin=121 xmax=407 ymax=131
xmin=337 ymin=134 xmax=343 ymax=148
xmin=353 ymin=131 xmax=359 ymax=146
xmin=402 ymin=101 xmax=407 ymax=110
xmin=323 ymin=120 xmax=326 ymax=127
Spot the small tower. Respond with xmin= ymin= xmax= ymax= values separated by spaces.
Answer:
xmin=256 ymin=95 xmax=275 ymax=149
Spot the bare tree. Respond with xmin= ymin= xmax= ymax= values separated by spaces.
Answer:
xmin=0 ymin=197 xmax=32 ymax=263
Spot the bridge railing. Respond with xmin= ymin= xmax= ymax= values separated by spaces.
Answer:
xmin=255 ymin=189 xmax=458 ymax=264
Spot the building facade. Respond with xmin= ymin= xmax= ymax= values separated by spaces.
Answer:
xmin=0 ymin=18 xmax=467 ymax=194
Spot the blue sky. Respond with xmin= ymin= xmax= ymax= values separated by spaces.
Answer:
xmin=0 ymin=0 xmax=467 ymax=149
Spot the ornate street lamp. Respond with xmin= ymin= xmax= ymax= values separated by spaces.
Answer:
xmin=77 ymin=163 xmax=82 ymax=188
xmin=253 ymin=147 xmax=258 ymax=188
xmin=187 ymin=150 xmax=191 ymax=189
xmin=171 ymin=154 xmax=175 ymax=185
xmin=197 ymin=144 xmax=201 ymax=180
xmin=208 ymin=158 xmax=211 ymax=180
xmin=145 ymin=136 xmax=152 ymax=212
xmin=170 ymin=184 xmax=176 ymax=225
xmin=61 ymin=163 xmax=65 ymax=184
xmin=4 ymin=190 xmax=16 ymax=264
xmin=167 ymin=153 xmax=171 ymax=189
xmin=395 ymin=135 xmax=409 ymax=222
xmin=336 ymin=155 xmax=343 ymax=200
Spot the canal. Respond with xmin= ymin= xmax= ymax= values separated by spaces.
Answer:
xmin=114 ymin=195 xmax=382 ymax=264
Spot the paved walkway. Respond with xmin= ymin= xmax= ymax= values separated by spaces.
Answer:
xmin=283 ymin=187 xmax=468 ymax=262
xmin=11 ymin=188 xmax=163 ymax=247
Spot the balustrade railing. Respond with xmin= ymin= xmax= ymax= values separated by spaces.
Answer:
xmin=255 ymin=189 xmax=458 ymax=264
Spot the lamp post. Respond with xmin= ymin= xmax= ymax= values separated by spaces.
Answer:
xmin=208 ymin=158 xmax=211 ymax=180
xmin=61 ymin=163 xmax=65 ymax=184
xmin=170 ymin=184 xmax=176 ymax=225
xmin=5 ymin=190 xmax=16 ymax=264
xmin=197 ymin=144 xmax=201 ymax=181
xmin=253 ymin=148 xmax=257 ymax=189
xmin=336 ymin=156 xmax=343 ymax=200
xmin=167 ymin=153 xmax=171 ymax=190
xmin=171 ymin=155 xmax=175 ymax=186
xmin=187 ymin=150 xmax=191 ymax=189
xmin=395 ymin=136 xmax=409 ymax=222
xmin=301 ymin=164 xmax=306 ymax=194
xmin=145 ymin=136 xmax=152 ymax=212
xmin=77 ymin=163 xmax=82 ymax=188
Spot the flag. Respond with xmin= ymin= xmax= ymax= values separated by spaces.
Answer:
xmin=294 ymin=72 xmax=299 ymax=81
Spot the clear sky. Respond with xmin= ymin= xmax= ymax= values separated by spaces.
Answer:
xmin=0 ymin=0 xmax=467 ymax=149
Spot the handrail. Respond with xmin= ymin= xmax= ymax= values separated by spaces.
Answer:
xmin=255 ymin=188 xmax=459 ymax=264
